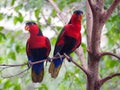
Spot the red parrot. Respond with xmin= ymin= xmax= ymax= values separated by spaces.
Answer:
xmin=49 ymin=10 xmax=83 ymax=78
xmin=25 ymin=22 xmax=51 ymax=83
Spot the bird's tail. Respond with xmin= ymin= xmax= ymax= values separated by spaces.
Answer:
xmin=31 ymin=64 xmax=44 ymax=83
xmin=49 ymin=57 xmax=64 ymax=78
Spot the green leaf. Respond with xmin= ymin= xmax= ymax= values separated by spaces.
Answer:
xmin=47 ymin=17 xmax=51 ymax=23
xmin=8 ymin=51 xmax=16 ymax=60
xmin=11 ymin=0 xmax=15 ymax=6
xmin=0 ymin=56 xmax=4 ymax=63
xmin=35 ymin=9 xmax=40 ymax=18
xmin=18 ymin=12 xmax=23 ymax=23
xmin=51 ymin=37 xmax=57 ymax=45
xmin=0 ymin=32 xmax=6 ymax=39
xmin=38 ymin=84 xmax=48 ymax=90
xmin=4 ymin=80 xmax=12 ymax=89
xmin=55 ymin=26 xmax=62 ymax=31
xmin=0 ymin=13 xmax=4 ymax=21
xmin=14 ymin=16 xmax=18 ymax=25
xmin=15 ymin=4 xmax=23 ymax=11
xmin=59 ymin=83 xmax=66 ymax=90
xmin=7 ymin=15 xmax=12 ymax=20
xmin=51 ymin=10 xmax=57 ymax=17
xmin=13 ymin=13 xmax=23 ymax=24
xmin=14 ymin=84 xmax=21 ymax=90
xmin=0 ymin=26 xmax=4 ymax=31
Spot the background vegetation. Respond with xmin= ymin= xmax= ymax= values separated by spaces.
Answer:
xmin=0 ymin=0 xmax=120 ymax=90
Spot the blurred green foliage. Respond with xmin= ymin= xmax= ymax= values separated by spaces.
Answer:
xmin=0 ymin=0 xmax=120 ymax=90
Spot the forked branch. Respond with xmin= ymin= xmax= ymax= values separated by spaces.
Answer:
xmin=100 ymin=52 xmax=120 ymax=60
xmin=87 ymin=0 xmax=96 ymax=10
xmin=100 ymin=73 xmax=120 ymax=87
xmin=102 ymin=0 xmax=120 ymax=23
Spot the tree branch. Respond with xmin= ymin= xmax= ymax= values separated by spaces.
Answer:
xmin=100 ymin=52 xmax=120 ymax=60
xmin=41 ymin=12 xmax=59 ymax=34
xmin=48 ymin=0 xmax=68 ymax=24
xmin=75 ymin=47 xmax=87 ymax=70
xmin=96 ymin=0 xmax=104 ymax=10
xmin=64 ymin=53 xmax=89 ymax=77
xmin=0 ymin=63 xmax=27 ymax=67
xmin=87 ymin=0 xmax=96 ymax=10
xmin=1 ymin=67 xmax=30 ymax=78
xmin=102 ymin=0 xmax=120 ymax=23
xmin=86 ymin=0 xmax=93 ymax=51
xmin=100 ymin=73 xmax=120 ymax=87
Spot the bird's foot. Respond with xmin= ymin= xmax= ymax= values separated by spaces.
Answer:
xmin=56 ymin=52 xmax=63 ymax=61
xmin=47 ymin=57 xmax=51 ymax=62
xmin=68 ymin=55 xmax=72 ymax=62
xmin=27 ymin=61 xmax=32 ymax=68
xmin=64 ymin=53 xmax=72 ymax=62
xmin=45 ymin=57 xmax=51 ymax=66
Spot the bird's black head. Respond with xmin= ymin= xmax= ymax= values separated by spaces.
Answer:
xmin=68 ymin=10 xmax=83 ymax=24
xmin=26 ymin=21 xmax=36 ymax=26
xmin=73 ymin=10 xmax=83 ymax=15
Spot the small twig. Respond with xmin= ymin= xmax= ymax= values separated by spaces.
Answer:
xmin=64 ymin=53 xmax=89 ymax=76
xmin=30 ymin=55 xmax=64 ymax=66
xmin=48 ymin=0 xmax=68 ymax=24
xmin=75 ymin=47 xmax=87 ymax=70
xmin=100 ymin=73 xmax=120 ymax=87
xmin=1 ymin=67 xmax=30 ymax=78
xmin=103 ymin=0 xmax=120 ymax=23
xmin=0 ymin=63 xmax=28 ymax=67
xmin=100 ymin=52 xmax=120 ymax=60
xmin=41 ymin=12 xmax=58 ymax=34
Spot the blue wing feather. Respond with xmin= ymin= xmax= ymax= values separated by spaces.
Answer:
xmin=30 ymin=48 xmax=47 ymax=75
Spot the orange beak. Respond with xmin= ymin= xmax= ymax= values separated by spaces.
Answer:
xmin=25 ymin=25 xmax=29 ymax=31
xmin=79 ymin=15 xmax=82 ymax=21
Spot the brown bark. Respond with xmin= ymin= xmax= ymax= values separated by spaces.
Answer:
xmin=86 ymin=0 xmax=120 ymax=90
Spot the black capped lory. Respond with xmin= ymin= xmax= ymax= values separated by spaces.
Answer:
xmin=25 ymin=22 xmax=51 ymax=83
xmin=49 ymin=10 xmax=83 ymax=78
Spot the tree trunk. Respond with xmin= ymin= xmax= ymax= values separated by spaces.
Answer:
xmin=87 ymin=54 xmax=100 ymax=90
xmin=86 ymin=0 xmax=106 ymax=89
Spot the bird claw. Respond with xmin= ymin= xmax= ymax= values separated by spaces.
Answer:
xmin=64 ymin=53 xmax=72 ymax=62
xmin=56 ymin=52 xmax=63 ymax=61
xmin=47 ymin=57 xmax=51 ymax=62
xmin=67 ymin=55 xmax=72 ymax=62
xmin=27 ymin=61 xmax=32 ymax=68
xmin=45 ymin=57 xmax=51 ymax=66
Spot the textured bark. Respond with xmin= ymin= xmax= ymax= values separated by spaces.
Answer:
xmin=86 ymin=0 xmax=120 ymax=90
